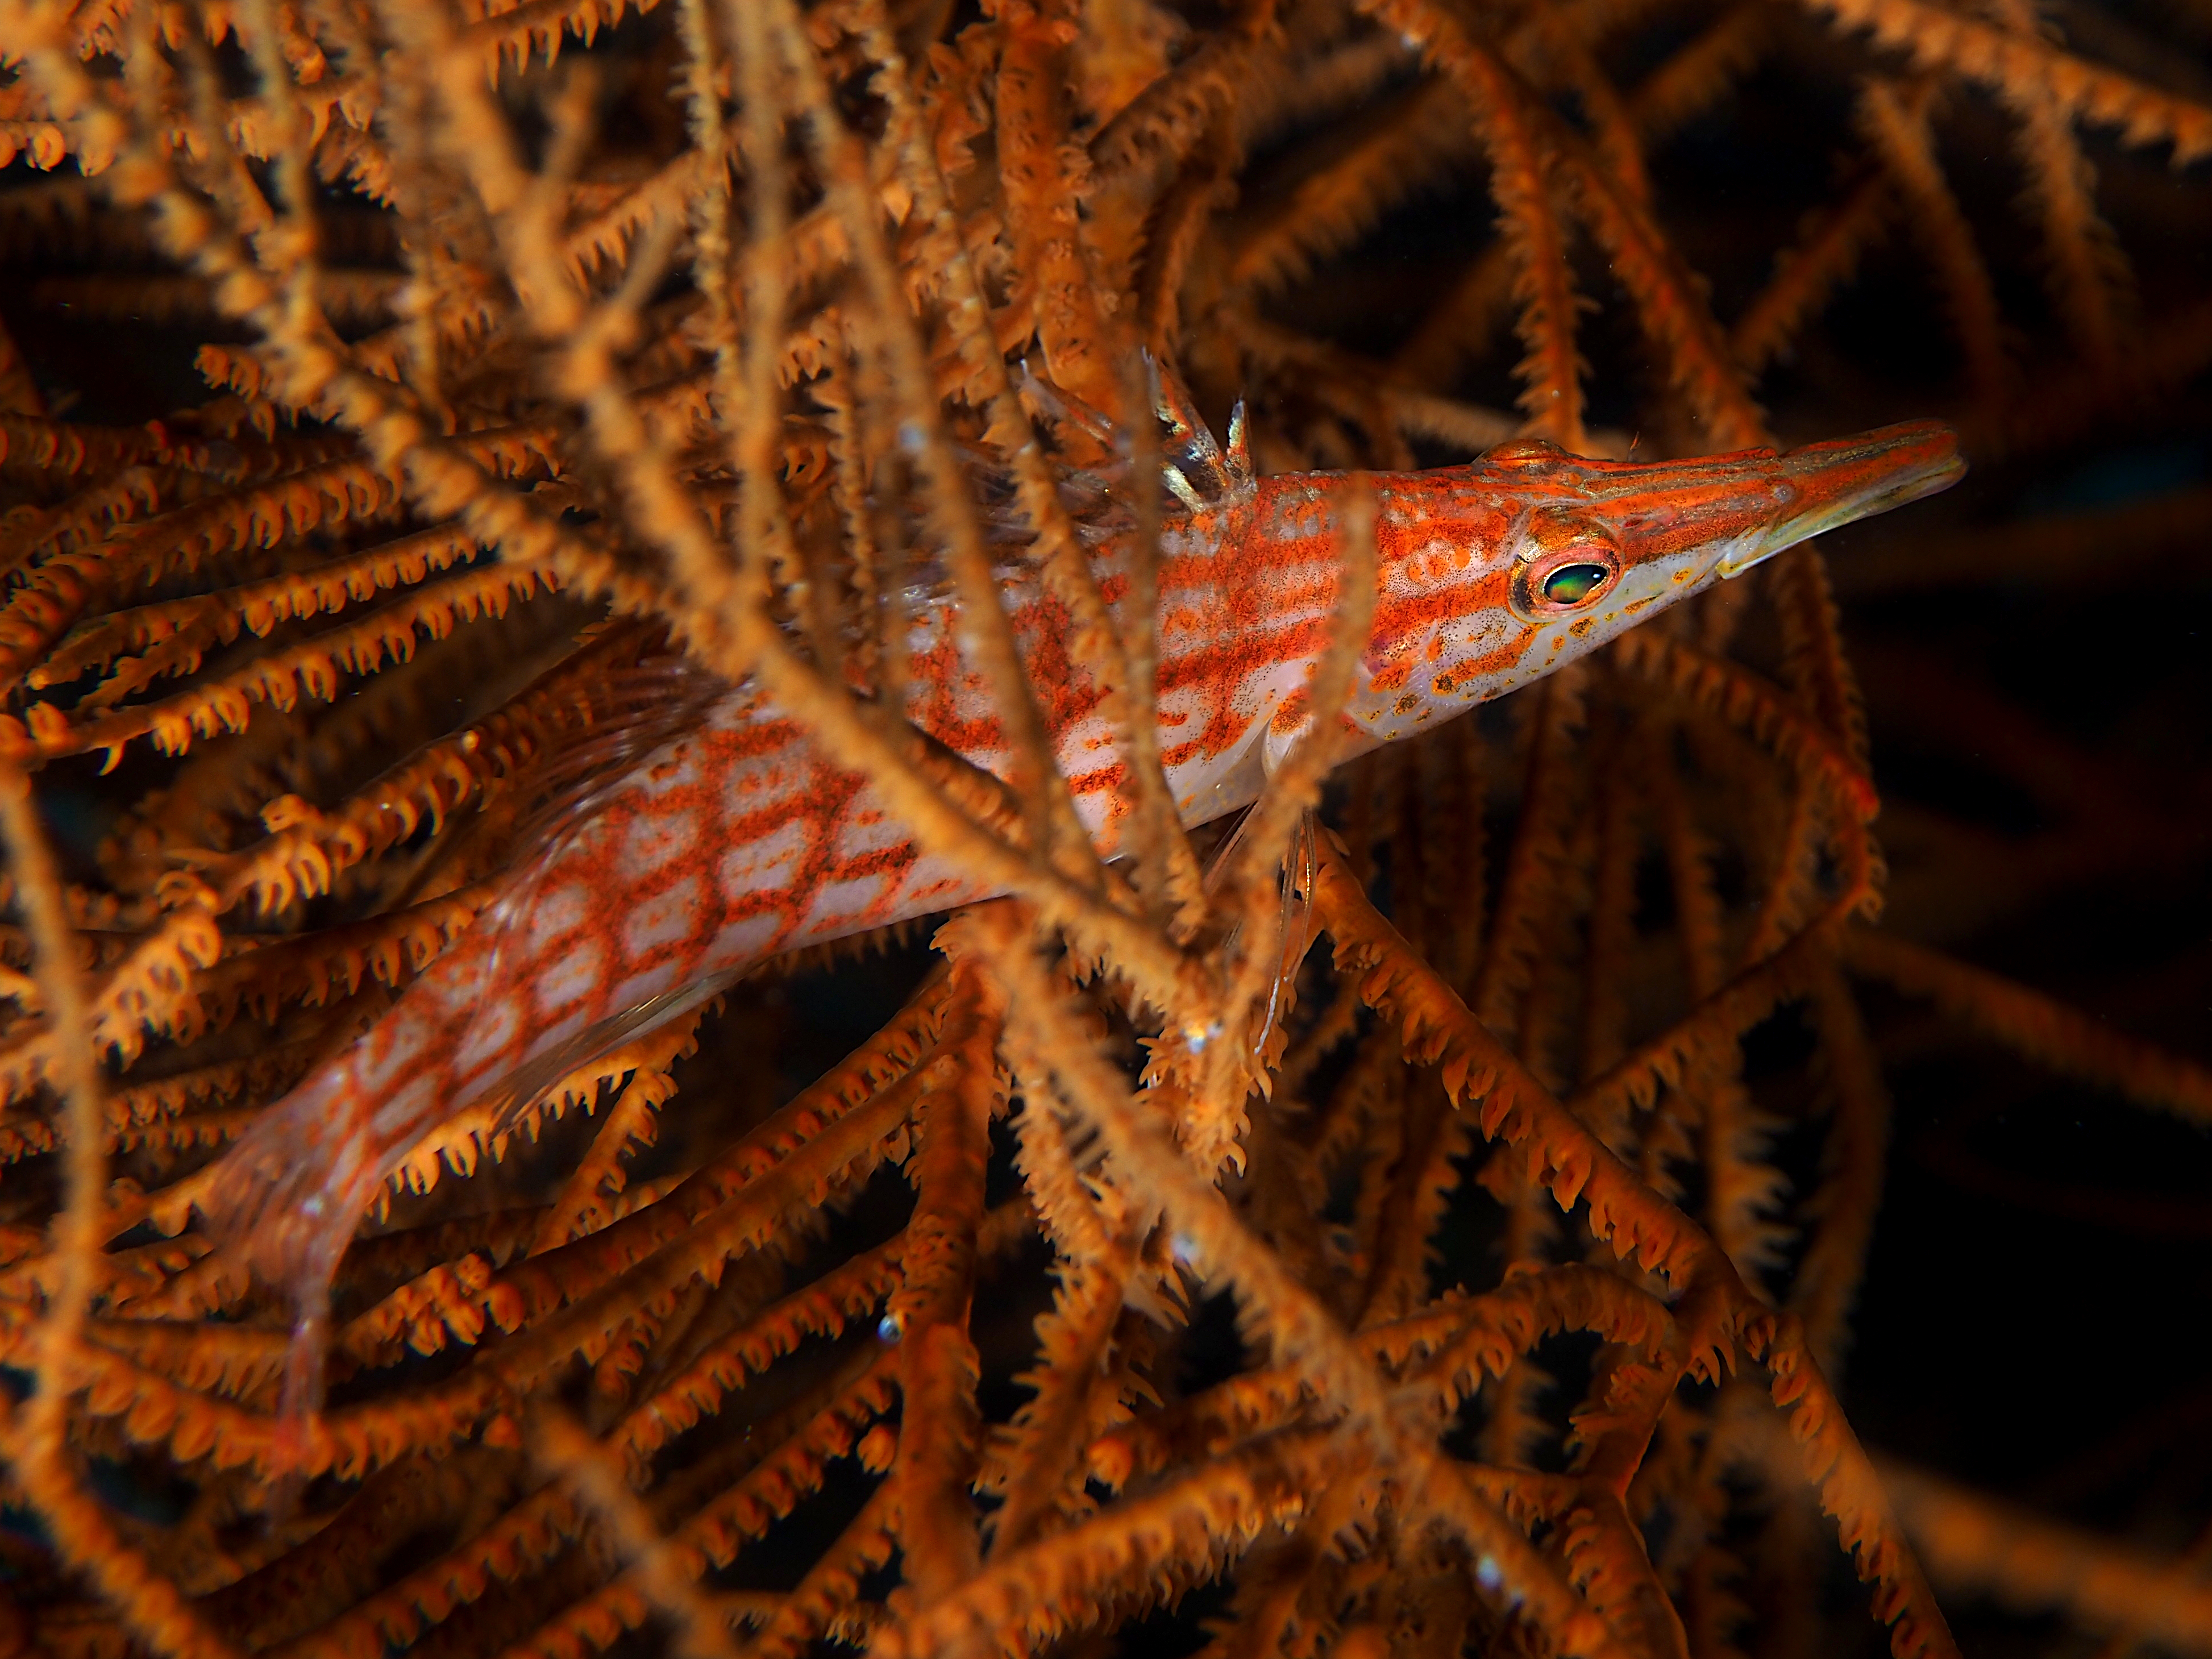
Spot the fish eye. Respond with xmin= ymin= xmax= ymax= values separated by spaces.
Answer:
xmin=1510 ymin=539 xmax=1622 ymax=619
xmin=1542 ymin=562 xmax=1611 ymax=605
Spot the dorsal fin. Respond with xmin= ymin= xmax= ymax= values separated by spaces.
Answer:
xmin=1013 ymin=362 xmax=1120 ymax=452
xmin=1015 ymin=356 xmax=1257 ymax=522
xmin=1147 ymin=354 xmax=1244 ymax=509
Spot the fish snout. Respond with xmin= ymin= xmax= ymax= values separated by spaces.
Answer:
xmin=1718 ymin=419 xmax=1965 ymax=577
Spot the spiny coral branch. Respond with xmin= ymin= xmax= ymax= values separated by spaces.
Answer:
xmin=1803 ymin=0 xmax=2212 ymax=165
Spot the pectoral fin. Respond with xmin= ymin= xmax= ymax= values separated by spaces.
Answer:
xmin=1262 ymin=704 xmax=1313 ymax=776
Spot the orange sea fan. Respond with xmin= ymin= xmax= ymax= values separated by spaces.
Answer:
xmin=0 ymin=2 xmax=2209 ymax=1658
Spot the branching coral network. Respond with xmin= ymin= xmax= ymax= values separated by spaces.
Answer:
xmin=0 ymin=1 xmax=2209 ymax=1657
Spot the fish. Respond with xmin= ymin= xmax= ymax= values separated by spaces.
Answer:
xmin=205 ymin=390 xmax=1964 ymax=1441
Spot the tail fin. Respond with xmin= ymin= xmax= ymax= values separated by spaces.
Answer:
xmin=199 ymin=1048 xmax=386 ymax=1480
xmin=201 ymin=623 xmax=733 ymax=1474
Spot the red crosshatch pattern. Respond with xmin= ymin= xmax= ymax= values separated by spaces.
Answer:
xmin=212 ymin=418 xmax=1964 ymax=1353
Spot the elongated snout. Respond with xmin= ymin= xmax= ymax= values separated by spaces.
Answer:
xmin=1718 ymin=419 xmax=1966 ymax=577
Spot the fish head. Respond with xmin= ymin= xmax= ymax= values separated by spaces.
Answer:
xmin=1350 ymin=420 xmax=1965 ymax=736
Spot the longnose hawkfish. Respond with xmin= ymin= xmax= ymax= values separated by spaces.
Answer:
xmin=209 ymin=384 xmax=1963 ymax=1433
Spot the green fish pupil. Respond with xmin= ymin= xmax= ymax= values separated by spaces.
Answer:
xmin=1544 ymin=562 xmax=1608 ymax=605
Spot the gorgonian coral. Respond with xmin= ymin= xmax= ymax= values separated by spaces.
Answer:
xmin=0 ymin=2 xmax=2208 ymax=1658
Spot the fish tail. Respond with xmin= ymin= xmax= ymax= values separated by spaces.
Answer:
xmin=200 ymin=1042 xmax=392 ymax=1472
xmin=206 ymin=1049 xmax=382 ymax=1286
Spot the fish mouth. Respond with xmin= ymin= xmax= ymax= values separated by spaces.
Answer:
xmin=1717 ymin=419 xmax=1966 ymax=577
